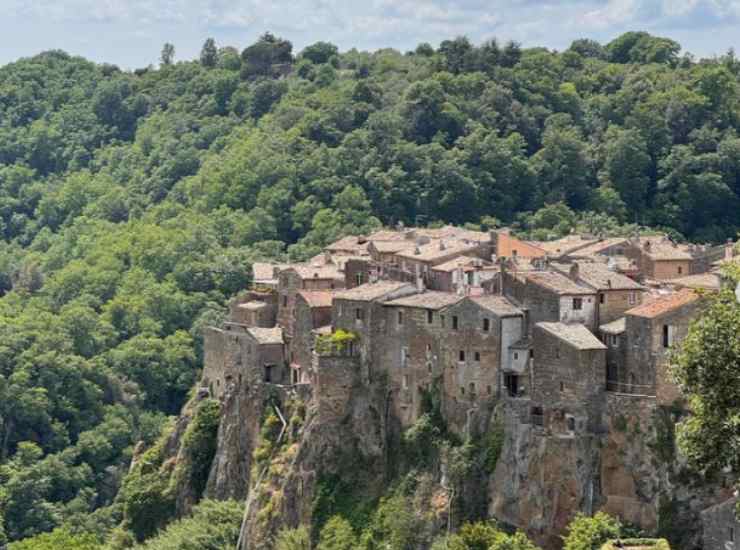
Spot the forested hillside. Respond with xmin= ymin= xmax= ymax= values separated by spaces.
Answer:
xmin=0 ymin=30 xmax=739 ymax=547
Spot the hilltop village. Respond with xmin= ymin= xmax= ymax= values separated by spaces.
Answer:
xmin=201 ymin=226 xmax=739 ymax=548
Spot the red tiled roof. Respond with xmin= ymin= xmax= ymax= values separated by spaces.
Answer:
xmin=625 ymin=289 xmax=700 ymax=319
xmin=298 ymin=291 xmax=334 ymax=308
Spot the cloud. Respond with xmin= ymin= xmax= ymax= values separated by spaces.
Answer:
xmin=2 ymin=0 xmax=739 ymax=67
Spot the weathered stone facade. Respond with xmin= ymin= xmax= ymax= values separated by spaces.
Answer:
xmin=702 ymin=497 xmax=740 ymax=550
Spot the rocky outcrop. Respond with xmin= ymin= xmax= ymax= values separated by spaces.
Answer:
xmin=490 ymin=401 xmax=600 ymax=549
xmin=489 ymin=395 xmax=729 ymax=549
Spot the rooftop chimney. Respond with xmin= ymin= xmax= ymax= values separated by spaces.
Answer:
xmin=439 ymin=240 xmax=446 ymax=251
xmin=413 ymin=247 xmax=421 ymax=255
xmin=569 ymin=263 xmax=580 ymax=281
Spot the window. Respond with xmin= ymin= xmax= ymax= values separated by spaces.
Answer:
xmin=459 ymin=350 xmax=466 ymax=362
xmin=599 ymin=293 xmax=605 ymax=304
xmin=662 ymin=324 xmax=674 ymax=348
xmin=264 ymin=365 xmax=274 ymax=383
xmin=460 ymin=386 xmax=465 ymax=396
xmin=427 ymin=309 xmax=434 ymax=324
xmin=355 ymin=308 xmax=364 ymax=321
xmin=610 ymin=335 xmax=619 ymax=347
xmin=573 ymin=298 xmax=583 ymax=310
xmin=555 ymin=347 xmax=560 ymax=359
xmin=474 ymin=351 xmax=481 ymax=362
xmin=730 ymin=527 xmax=735 ymax=543
xmin=440 ymin=315 xmax=446 ymax=327
xmin=560 ymin=382 xmax=565 ymax=392
xmin=401 ymin=347 xmax=408 ymax=368
xmin=567 ymin=416 xmax=576 ymax=432
xmin=355 ymin=272 xmax=364 ymax=287
xmin=678 ymin=266 xmax=683 ymax=275
xmin=397 ymin=310 xmax=404 ymax=326
xmin=283 ymin=295 xmax=288 ymax=307
xmin=402 ymin=374 xmax=409 ymax=390
xmin=514 ymin=352 xmax=519 ymax=360
xmin=487 ymin=385 xmax=492 ymax=395
xmin=529 ymin=349 xmax=534 ymax=359
xmin=469 ymin=383 xmax=476 ymax=397
xmin=452 ymin=316 xmax=459 ymax=330
xmin=628 ymin=292 xmax=637 ymax=305
xmin=504 ymin=374 xmax=519 ymax=397
xmin=483 ymin=318 xmax=490 ymax=332
xmin=512 ymin=249 xmax=518 ymax=257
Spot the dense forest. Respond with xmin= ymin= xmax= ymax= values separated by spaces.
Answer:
xmin=0 ymin=29 xmax=739 ymax=548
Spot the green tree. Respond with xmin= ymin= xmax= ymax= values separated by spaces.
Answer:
xmin=200 ymin=38 xmax=218 ymax=68
xmin=160 ymin=43 xmax=175 ymax=67
xmin=275 ymin=525 xmax=310 ymax=550
xmin=563 ymin=512 xmax=621 ymax=550
xmin=317 ymin=516 xmax=358 ymax=550
xmin=301 ymin=42 xmax=339 ymax=65
xmin=672 ymin=274 xmax=740 ymax=473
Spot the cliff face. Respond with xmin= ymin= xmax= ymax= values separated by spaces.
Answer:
xmin=490 ymin=402 xmax=601 ymax=549
xmin=489 ymin=395 xmax=728 ymax=549
xmin=235 ymin=378 xmax=390 ymax=549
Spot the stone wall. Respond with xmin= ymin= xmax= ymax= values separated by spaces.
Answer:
xmin=598 ymin=289 xmax=642 ymax=325
xmin=531 ymin=326 xmax=606 ymax=428
xmin=313 ymin=352 xmax=361 ymax=423
xmin=503 ymin=272 xmax=560 ymax=333
xmin=702 ymin=497 xmax=740 ymax=550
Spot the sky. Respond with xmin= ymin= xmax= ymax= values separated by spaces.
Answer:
xmin=2 ymin=0 xmax=740 ymax=68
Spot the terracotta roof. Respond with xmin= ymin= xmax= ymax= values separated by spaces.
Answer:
xmin=671 ymin=273 xmax=721 ymax=292
xmin=553 ymin=262 xmax=644 ymax=291
xmin=298 ymin=291 xmax=334 ymax=308
xmin=370 ymin=241 xmax=416 ymax=253
xmin=325 ymin=235 xmax=369 ymax=254
xmin=395 ymin=239 xmax=483 ymax=263
xmin=636 ymin=237 xmax=693 ymax=261
xmin=247 ymin=327 xmax=284 ymax=345
xmin=625 ymin=288 xmax=700 ymax=319
xmin=239 ymin=301 xmax=268 ymax=311
xmin=290 ymin=264 xmax=344 ymax=281
xmin=367 ymin=229 xmax=408 ymax=241
xmin=600 ymin=317 xmax=626 ymax=335
xmin=568 ymin=238 xmax=628 ymax=257
xmin=432 ymin=256 xmax=489 ymax=273
xmin=522 ymin=271 xmax=595 ymax=295
xmin=537 ymin=322 xmax=607 ymax=350
xmin=530 ymin=235 xmax=599 ymax=256
xmin=384 ymin=291 xmax=464 ymax=310
xmin=334 ymin=281 xmax=415 ymax=302
xmin=418 ymin=225 xmax=490 ymax=242
xmin=253 ymin=262 xmax=286 ymax=282
xmin=469 ymin=295 xmax=523 ymax=317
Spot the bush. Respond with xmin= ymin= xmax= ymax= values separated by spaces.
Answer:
xmin=563 ymin=513 xmax=621 ymax=550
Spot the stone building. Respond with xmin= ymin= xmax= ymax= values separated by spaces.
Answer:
xmin=202 ymin=324 xmax=285 ymax=399
xmin=624 ymin=237 xmax=694 ymax=280
xmin=491 ymin=229 xmax=546 ymax=259
xmin=276 ymin=264 xmax=345 ymax=339
xmin=552 ymin=262 xmax=645 ymax=325
xmin=530 ymin=322 xmax=607 ymax=435
xmin=332 ymin=281 xmax=417 ymax=383
xmin=619 ymin=289 xmax=702 ymax=400
xmin=392 ymin=238 xmax=489 ymax=278
xmin=288 ymin=291 xmax=334 ymax=385
xmin=702 ymin=496 xmax=740 ymax=550
xmin=228 ymin=289 xmax=278 ymax=328
xmin=501 ymin=268 xmax=598 ymax=332
xmin=428 ymin=256 xmax=496 ymax=292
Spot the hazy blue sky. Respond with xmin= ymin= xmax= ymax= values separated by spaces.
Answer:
xmin=3 ymin=0 xmax=740 ymax=68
